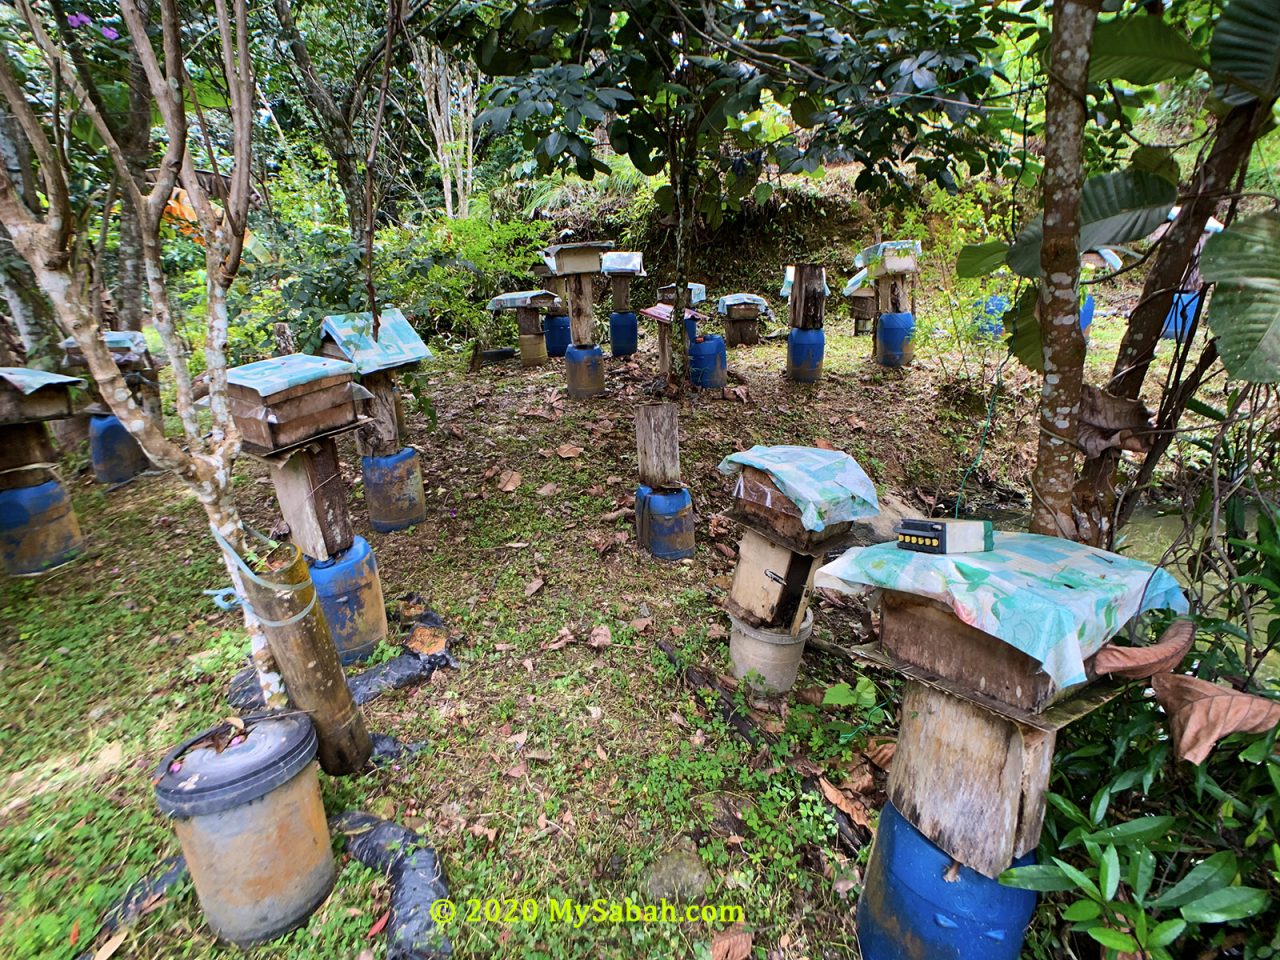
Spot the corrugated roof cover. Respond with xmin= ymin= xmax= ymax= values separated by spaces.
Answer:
xmin=0 ymin=366 xmax=86 ymax=395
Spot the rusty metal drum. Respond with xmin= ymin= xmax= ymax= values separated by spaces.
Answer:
xmin=154 ymin=714 xmax=335 ymax=947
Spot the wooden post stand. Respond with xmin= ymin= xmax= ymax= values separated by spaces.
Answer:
xmin=0 ymin=422 xmax=57 ymax=491
xmin=354 ymin=370 xmax=401 ymax=459
xmin=239 ymin=542 xmax=372 ymax=776
xmin=788 ymin=264 xmax=827 ymax=330
xmin=888 ymin=682 xmax=1054 ymax=878
xmin=268 ymin=437 xmax=355 ymax=562
xmin=610 ymin=276 xmax=632 ymax=313
xmin=564 ymin=273 xmax=595 ymax=347
xmin=635 ymin=402 xmax=681 ymax=489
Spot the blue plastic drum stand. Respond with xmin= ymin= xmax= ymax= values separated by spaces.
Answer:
xmin=787 ymin=264 xmax=827 ymax=383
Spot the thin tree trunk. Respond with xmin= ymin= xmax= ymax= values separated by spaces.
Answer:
xmin=1027 ymin=0 xmax=1100 ymax=540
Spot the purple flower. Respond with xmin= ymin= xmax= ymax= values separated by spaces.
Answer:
xmin=67 ymin=12 xmax=91 ymax=26
xmin=101 ymin=26 xmax=119 ymax=39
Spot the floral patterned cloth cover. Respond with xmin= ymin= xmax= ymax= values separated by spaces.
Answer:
xmin=718 ymin=445 xmax=880 ymax=532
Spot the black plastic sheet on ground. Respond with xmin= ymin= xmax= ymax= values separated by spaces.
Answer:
xmin=76 ymin=855 xmax=189 ymax=959
xmin=370 ymin=731 xmax=426 ymax=765
xmin=332 ymin=811 xmax=452 ymax=959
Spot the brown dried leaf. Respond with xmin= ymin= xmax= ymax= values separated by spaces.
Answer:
xmin=498 ymin=470 xmax=522 ymax=492
xmin=714 ymin=542 xmax=736 ymax=560
xmin=867 ymin=736 xmax=897 ymax=770
xmin=556 ymin=443 xmax=584 ymax=459
xmin=92 ymin=930 xmax=128 ymax=960
xmin=629 ymin=617 xmax=653 ymax=634
xmin=595 ymin=744 xmax=608 ymax=762
xmin=504 ymin=761 xmax=528 ymax=778
xmin=794 ymin=687 xmax=826 ymax=707
xmin=367 ymin=909 xmax=391 ymax=938
xmin=818 ymin=776 xmax=873 ymax=827
xmin=813 ymin=438 xmax=837 ymax=450
xmin=711 ymin=926 xmax=753 ymax=960
xmin=588 ymin=625 xmax=613 ymax=649
xmin=543 ymin=628 xmax=574 ymax=651
xmin=707 ymin=623 xmax=728 ymax=640
xmin=1153 ymin=673 xmax=1280 ymax=765
xmin=1094 ymin=619 xmax=1195 ymax=679
xmin=536 ymin=482 xmax=559 ymax=497
xmin=523 ymin=577 xmax=544 ymax=598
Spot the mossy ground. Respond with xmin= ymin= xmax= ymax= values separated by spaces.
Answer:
xmin=0 ymin=309 xmax=1185 ymax=959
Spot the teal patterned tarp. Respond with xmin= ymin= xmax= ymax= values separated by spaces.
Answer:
xmin=814 ymin=531 xmax=1189 ymax=687
xmin=716 ymin=293 xmax=771 ymax=316
xmin=320 ymin=308 xmax=432 ymax=374
xmin=227 ymin=355 xmax=355 ymax=395
xmin=0 ymin=366 xmax=85 ymax=394
xmin=719 ymin=445 xmax=880 ymax=532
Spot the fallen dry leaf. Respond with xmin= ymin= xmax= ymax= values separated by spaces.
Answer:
xmin=867 ymin=736 xmax=897 ymax=770
xmin=1153 ymin=673 xmax=1280 ymax=765
xmin=556 ymin=443 xmax=584 ymax=459
xmin=506 ymin=731 xmax=528 ymax=749
xmin=714 ymin=542 xmax=736 ymax=560
xmin=711 ymin=925 xmax=753 ymax=960
xmin=813 ymin=438 xmax=836 ymax=450
xmin=527 ymin=749 xmax=552 ymax=761
xmin=536 ymin=482 xmax=559 ymax=497
xmin=588 ymin=625 xmax=612 ymax=649
xmin=833 ymin=876 xmax=857 ymax=899
xmin=629 ymin=617 xmax=653 ymax=634
xmin=595 ymin=744 xmax=608 ymax=762
xmin=795 ymin=687 xmax=826 ymax=707
xmin=543 ymin=628 xmax=573 ymax=651
xmin=523 ymin=577 xmax=544 ymax=598
xmin=818 ymin=776 xmax=873 ymax=828
xmin=92 ymin=930 xmax=127 ymax=960
xmin=505 ymin=761 xmax=528 ymax=778
xmin=498 ymin=470 xmax=522 ymax=493
xmin=1094 ymin=619 xmax=1195 ymax=679
xmin=707 ymin=623 xmax=728 ymax=640
xmin=367 ymin=910 xmax=391 ymax=939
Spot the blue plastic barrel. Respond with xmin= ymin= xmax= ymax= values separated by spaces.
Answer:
xmin=876 ymin=312 xmax=915 ymax=368
xmin=977 ymin=295 xmax=1010 ymax=337
xmin=543 ymin=314 xmax=571 ymax=358
xmin=688 ymin=335 xmax=727 ymax=389
xmin=1162 ymin=291 xmax=1201 ymax=342
xmin=635 ymin=485 xmax=694 ymax=561
xmin=565 ymin=344 xmax=605 ymax=398
xmin=361 ymin=446 xmax=426 ymax=533
xmin=308 ymin=535 xmax=387 ymax=665
xmin=858 ymin=802 xmax=1037 ymax=960
xmin=0 ymin=479 xmax=83 ymax=576
xmin=787 ymin=328 xmax=825 ymax=382
xmin=609 ymin=311 xmax=638 ymax=358
xmin=1079 ymin=293 xmax=1095 ymax=336
xmin=89 ymin=413 xmax=149 ymax=484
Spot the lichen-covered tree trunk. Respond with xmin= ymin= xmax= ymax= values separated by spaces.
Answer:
xmin=1028 ymin=0 xmax=1100 ymax=539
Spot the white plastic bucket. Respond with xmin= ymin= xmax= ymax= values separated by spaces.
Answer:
xmin=728 ymin=609 xmax=814 ymax=693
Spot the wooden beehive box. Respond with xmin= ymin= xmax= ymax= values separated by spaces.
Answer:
xmin=543 ymin=241 xmax=613 ymax=275
xmin=726 ymin=528 xmax=818 ymax=628
xmin=0 ymin=368 xmax=84 ymax=424
xmin=60 ymin=331 xmax=154 ymax=374
xmin=727 ymin=303 xmax=760 ymax=320
xmin=879 ymin=590 xmax=1093 ymax=713
xmin=730 ymin=466 xmax=852 ymax=553
xmin=227 ymin=355 xmax=358 ymax=453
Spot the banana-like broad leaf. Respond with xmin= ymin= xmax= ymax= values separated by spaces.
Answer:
xmin=1201 ymin=212 xmax=1280 ymax=383
xmin=1089 ymin=16 xmax=1205 ymax=86
xmin=1005 ymin=285 xmax=1043 ymax=373
xmin=956 ymin=240 xmax=1010 ymax=277
xmin=1007 ymin=170 xmax=1175 ymax=277
xmin=1210 ymin=0 xmax=1280 ymax=104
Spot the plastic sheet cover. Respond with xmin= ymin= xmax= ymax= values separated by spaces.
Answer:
xmin=601 ymin=251 xmax=645 ymax=275
xmin=484 ymin=290 xmax=560 ymax=312
xmin=814 ymin=531 xmax=1189 ymax=687
xmin=320 ymin=308 xmax=432 ymax=374
xmin=715 ymin=293 xmax=770 ymax=316
xmin=719 ymin=445 xmax=880 ymax=532
xmin=227 ymin=354 xmax=355 ymax=397
xmin=0 ymin=366 xmax=85 ymax=395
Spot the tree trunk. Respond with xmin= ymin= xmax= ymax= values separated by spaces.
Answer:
xmin=1027 ymin=0 xmax=1100 ymax=540
xmin=1072 ymin=101 xmax=1269 ymax=545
